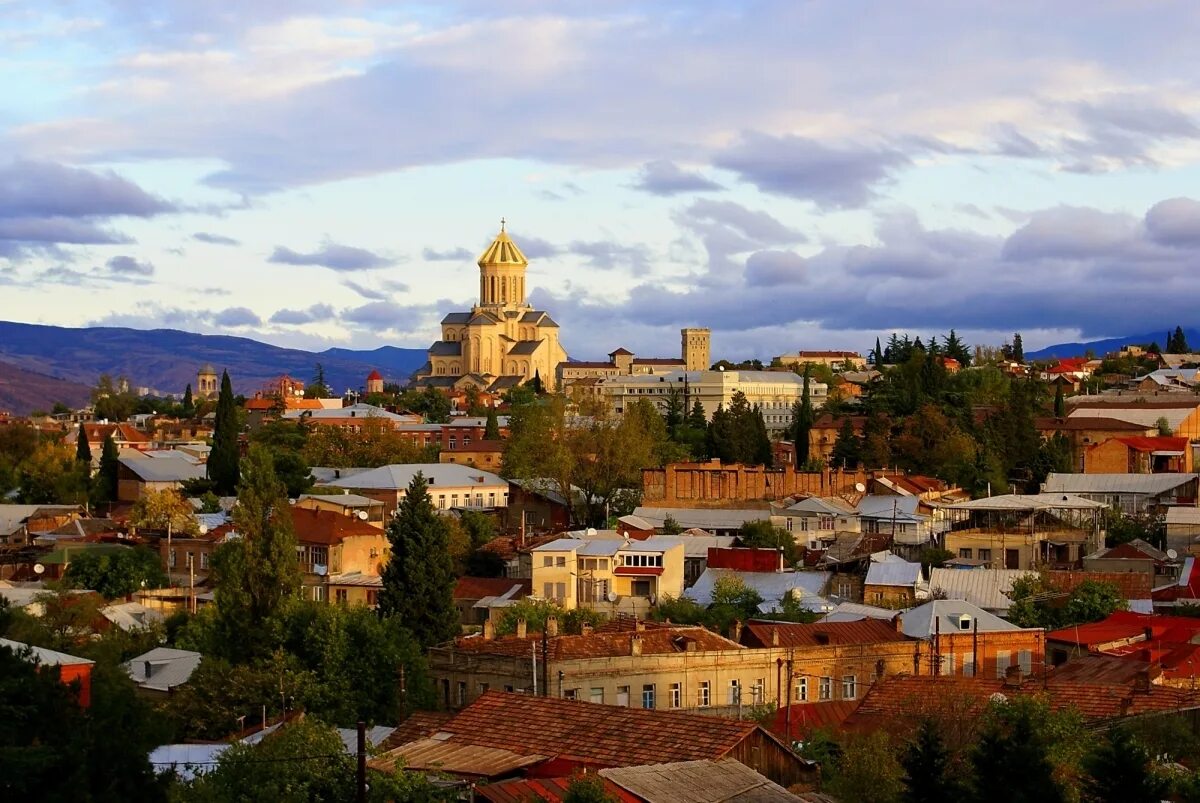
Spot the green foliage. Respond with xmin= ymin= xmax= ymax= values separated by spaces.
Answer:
xmin=181 ymin=384 xmax=194 ymax=416
xmin=17 ymin=441 xmax=90 ymax=504
xmin=830 ymin=417 xmax=862 ymax=469
xmin=209 ymin=446 xmax=301 ymax=660
xmin=196 ymin=491 xmax=222 ymax=514
xmin=64 ymin=546 xmax=166 ymax=599
xmin=900 ymin=719 xmax=968 ymax=803
xmin=1007 ymin=575 xmax=1126 ymax=630
xmin=484 ymin=405 xmax=501 ymax=439
xmin=918 ymin=547 xmax=954 ymax=572
xmin=208 ymin=370 xmax=241 ymax=495
xmin=826 ymin=730 xmax=904 ymax=803
xmin=93 ymin=434 xmax=120 ymax=504
xmin=707 ymin=391 xmax=773 ymax=467
xmin=1105 ymin=510 xmax=1166 ymax=549
xmin=661 ymin=514 xmax=684 ymax=535
xmin=75 ymin=424 xmax=92 ymax=463
xmin=563 ymin=773 xmax=618 ymax=803
xmin=971 ymin=695 xmax=1085 ymax=803
xmin=1083 ymin=726 xmax=1170 ymax=803
xmin=398 ymin=386 xmax=452 ymax=423
xmin=707 ymin=575 xmax=765 ymax=634
xmin=91 ymin=373 xmax=139 ymax=422
xmin=493 ymin=598 xmax=604 ymax=636
xmin=792 ymin=367 xmax=815 ymax=464
xmin=379 ymin=472 xmax=459 ymax=648
xmin=738 ymin=519 xmax=797 ymax=564
xmin=1167 ymin=325 xmax=1191 ymax=354
xmin=1053 ymin=382 xmax=1066 ymax=418
xmin=650 ymin=595 xmax=711 ymax=626
xmin=0 ymin=422 xmax=40 ymax=495
xmin=248 ymin=419 xmax=313 ymax=497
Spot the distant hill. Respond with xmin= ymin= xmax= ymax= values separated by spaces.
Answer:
xmin=1026 ymin=328 xmax=1200 ymax=360
xmin=0 ymin=360 xmax=92 ymax=415
xmin=0 ymin=321 xmax=427 ymax=403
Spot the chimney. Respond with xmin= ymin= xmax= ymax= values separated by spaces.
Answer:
xmin=483 ymin=618 xmax=495 ymax=640
xmin=893 ymin=614 xmax=904 ymax=634
xmin=1134 ymin=669 xmax=1153 ymax=693
xmin=631 ymin=634 xmax=643 ymax=656
xmin=516 ymin=618 xmax=527 ymax=639
xmin=635 ymin=618 xmax=645 ymax=633
xmin=771 ymin=627 xmax=780 ymax=647
xmin=731 ymin=620 xmax=743 ymax=642
xmin=144 ymin=661 xmax=153 ymax=679
xmin=1003 ymin=665 xmax=1023 ymax=688
xmin=581 ymin=622 xmax=594 ymax=636
xmin=546 ymin=616 xmax=559 ymax=638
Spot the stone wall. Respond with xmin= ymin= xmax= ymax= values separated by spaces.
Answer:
xmin=642 ymin=460 xmax=869 ymax=506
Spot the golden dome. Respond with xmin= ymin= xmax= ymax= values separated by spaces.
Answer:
xmin=477 ymin=219 xmax=529 ymax=268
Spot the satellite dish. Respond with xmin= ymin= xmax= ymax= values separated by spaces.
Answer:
xmin=855 ymin=483 xmax=866 ymax=493
xmin=1168 ymin=549 xmax=1180 ymax=560
xmin=606 ymin=591 xmax=618 ymax=603
xmin=315 ymin=564 xmax=328 ymax=577
xmin=33 ymin=563 xmax=45 ymax=575
xmin=357 ymin=510 xmax=369 ymax=521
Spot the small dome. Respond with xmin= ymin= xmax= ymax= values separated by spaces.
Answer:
xmin=367 ymin=369 xmax=383 ymax=381
xmin=477 ymin=221 xmax=529 ymax=268
xmin=199 ymin=363 xmax=217 ymax=375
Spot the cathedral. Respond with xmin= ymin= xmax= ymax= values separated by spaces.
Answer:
xmin=413 ymin=223 xmax=568 ymax=392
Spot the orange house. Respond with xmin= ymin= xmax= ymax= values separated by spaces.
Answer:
xmin=1084 ymin=436 xmax=1192 ymax=474
xmin=1 ymin=638 xmax=94 ymax=707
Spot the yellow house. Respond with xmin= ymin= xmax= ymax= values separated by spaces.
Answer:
xmin=530 ymin=533 xmax=686 ymax=616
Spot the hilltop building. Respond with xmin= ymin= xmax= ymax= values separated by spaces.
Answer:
xmin=558 ymin=329 xmax=712 ymax=388
xmin=195 ymin=365 xmax=218 ymax=399
xmin=413 ymin=222 xmax=568 ymax=392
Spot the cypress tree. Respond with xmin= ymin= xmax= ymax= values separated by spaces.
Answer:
xmin=181 ymin=384 xmax=194 ymax=416
xmin=751 ymin=407 xmax=772 ymax=467
xmin=208 ymin=370 xmax=240 ymax=495
xmin=75 ymin=425 xmax=92 ymax=464
xmin=379 ymin=472 xmax=459 ymax=648
xmin=1012 ymin=333 xmax=1024 ymax=362
xmin=792 ymin=366 xmax=814 ymax=465
xmin=1053 ymin=382 xmax=1066 ymax=418
xmin=95 ymin=434 xmax=119 ymax=503
xmin=873 ymin=336 xmax=883 ymax=366
xmin=484 ymin=406 xmax=501 ymax=440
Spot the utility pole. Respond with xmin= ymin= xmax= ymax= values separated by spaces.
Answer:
xmin=356 ymin=721 xmax=367 ymax=803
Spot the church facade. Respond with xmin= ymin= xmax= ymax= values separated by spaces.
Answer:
xmin=413 ymin=224 xmax=568 ymax=392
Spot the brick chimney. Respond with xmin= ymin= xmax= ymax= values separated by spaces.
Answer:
xmin=516 ymin=618 xmax=527 ymax=639
xmin=771 ymin=627 xmax=780 ymax=647
xmin=483 ymin=619 xmax=495 ymax=640
xmin=631 ymin=634 xmax=643 ymax=656
xmin=893 ymin=614 xmax=904 ymax=634
xmin=1134 ymin=669 xmax=1153 ymax=693
xmin=546 ymin=616 xmax=559 ymax=638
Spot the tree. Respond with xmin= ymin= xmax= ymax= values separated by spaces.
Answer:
xmin=210 ymin=446 xmax=301 ymax=660
xmin=378 ymin=472 xmax=459 ymax=648
xmin=249 ymin=419 xmax=313 ymax=497
xmin=493 ymin=597 xmax=603 ymax=637
xmin=792 ymin=367 xmax=815 ymax=464
xmin=830 ymin=417 xmax=862 ymax=469
xmin=130 ymin=488 xmax=198 ymax=535
xmin=1083 ymin=726 xmax=1170 ymax=803
xmin=528 ymin=370 xmax=545 ymax=395
xmin=827 ymin=730 xmax=904 ymax=803
xmin=971 ymin=696 xmax=1082 ymax=803
xmin=17 ymin=442 xmax=89 ymax=505
xmin=484 ymin=406 xmax=501 ymax=440
xmin=181 ymin=383 xmax=194 ymax=417
xmin=873 ymin=336 xmax=884 ymax=366
xmin=900 ymin=718 xmax=968 ymax=803
xmin=707 ymin=575 xmax=765 ymax=634
xmin=208 ymin=370 xmax=240 ymax=495
xmin=305 ymin=363 xmax=330 ymax=398
xmin=942 ymin=329 xmax=971 ymax=367
xmin=90 ymin=374 xmax=138 ymax=422
xmin=739 ymin=519 xmax=797 ymax=564
xmin=93 ymin=434 xmax=119 ymax=504
xmin=1168 ymin=325 xmax=1191 ymax=354
xmin=75 ymin=426 xmax=92 ymax=465
xmin=662 ymin=514 xmax=684 ymax=535
xmin=304 ymin=416 xmax=434 ymax=468
xmin=708 ymin=392 xmax=772 ymax=467
xmin=64 ymin=546 xmax=166 ymax=599
xmin=1011 ymin=333 xmax=1024 ymax=363
xmin=563 ymin=773 xmax=618 ymax=803
xmin=1053 ymin=382 xmax=1065 ymax=418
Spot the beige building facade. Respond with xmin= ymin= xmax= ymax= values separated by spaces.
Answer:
xmin=415 ymin=223 xmax=569 ymax=391
xmin=531 ymin=535 xmax=687 ymax=616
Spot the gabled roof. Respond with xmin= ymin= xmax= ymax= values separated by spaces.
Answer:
xmin=507 ymin=340 xmax=544 ymax=356
xmin=323 ymin=463 xmax=507 ymax=491
xmin=429 ymin=341 xmax=463 ymax=357
xmin=1 ymin=637 xmax=93 ymax=667
xmin=117 ymin=452 xmax=206 ymax=483
xmin=741 ymin=619 xmax=903 ymax=649
xmin=817 ymin=602 xmax=900 ymax=623
xmin=927 ymin=568 xmax=1035 ymax=612
xmin=124 ymin=647 xmax=202 ymax=691
xmin=442 ymin=312 xmax=473 ymax=325
xmin=864 ymin=559 xmax=922 ymax=588
xmin=601 ymin=759 xmax=804 ymax=803
xmin=900 ymin=599 xmax=1018 ymax=639
xmin=453 ymin=576 xmax=532 ymax=601
xmin=451 ymin=626 xmax=744 ymax=660
xmin=290 ymin=506 xmax=382 ymax=546
xmin=382 ymin=691 xmax=772 ymax=769
xmin=1043 ymin=472 xmax=1199 ymax=496
xmin=786 ymin=497 xmax=858 ymax=516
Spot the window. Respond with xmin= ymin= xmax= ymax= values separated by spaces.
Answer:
xmin=590 ymin=687 xmax=604 ymax=704
xmin=556 ymin=556 xmax=567 ymax=567
xmin=842 ymin=675 xmax=857 ymax=700
xmin=366 ymin=590 xmax=377 ymax=607
xmin=978 ymin=548 xmax=992 ymax=563
xmin=169 ymin=549 xmax=177 ymax=568
xmin=505 ymin=685 xmax=515 ymax=693
xmin=555 ymin=582 xmax=566 ymax=600
xmin=617 ymin=686 xmax=630 ymax=706
xmin=996 ymin=653 xmax=1012 ymax=678
xmin=698 ymin=681 xmax=711 ymax=708
xmin=753 ymin=678 xmax=765 ymax=704
xmin=312 ymin=585 xmax=326 ymax=602
xmin=449 ymin=437 xmax=457 ymax=450
xmin=819 ymin=676 xmax=832 ymax=700
xmin=958 ymin=548 xmax=973 ymax=559
xmin=543 ymin=556 xmax=553 ymax=567
xmin=543 ymin=583 xmax=554 ymax=598
xmin=457 ymin=682 xmax=467 ymax=706
xmin=450 ymin=494 xmax=459 ymax=507
xmin=437 ymin=495 xmax=446 ymax=509
xmin=1018 ymin=650 xmax=1033 ymax=674
xmin=642 ymin=684 xmax=655 ymax=709
xmin=794 ymin=678 xmax=808 ymax=702
xmin=669 ymin=683 xmax=681 ymax=709
xmin=819 ymin=517 xmax=835 ymax=531
xmin=335 ymin=589 xmax=348 ymax=604
xmin=621 ymin=553 xmax=663 ymax=568
xmin=200 ymin=552 xmax=209 ymax=569
xmin=563 ymin=688 xmax=578 ymax=700
xmin=728 ymin=679 xmax=741 ymax=706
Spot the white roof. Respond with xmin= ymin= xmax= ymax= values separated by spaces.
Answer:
xmin=948 ymin=493 xmax=1106 ymax=511
xmin=297 ymin=493 xmax=381 ymax=508
xmin=323 ymin=463 xmax=507 ymax=491
xmin=1068 ymin=405 xmax=1194 ymax=430
xmin=856 ymin=495 xmax=926 ymax=521
xmin=686 ymin=568 xmax=832 ymax=612
xmin=0 ymin=504 xmax=83 ymax=536
xmin=818 ymin=602 xmax=900 ymax=623
xmin=124 ymin=647 xmax=202 ymax=691
xmin=900 ymin=599 xmax=1018 ymax=638
xmin=786 ymin=497 xmax=858 ymax=516
xmin=632 ymin=507 xmax=778 ymax=530
xmin=617 ymin=514 xmax=655 ymax=530
xmin=1043 ymin=473 xmax=1199 ymax=497
xmin=928 ymin=568 xmax=1036 ymax=612
xmin=149 ymin=743 xmax=228 ymax=781
xmin=282 ymin=403 xmax=412 ymax=422
xmin=1166 ymin=507 xmax=1200 ymax=525
xmin=118 ymin=452 xmax=206 ymax=483
xmin=1 ymin=637 xmax=93 ymax=666
xmin=102 ymin=601 xmax=166 ymax=631
xmin=865 ymin=560 xmax=922 ymax=588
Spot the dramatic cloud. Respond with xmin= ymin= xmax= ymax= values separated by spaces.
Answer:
xmin=744 ymin=250 xmax=806 ymax=286
xmin=212 ymin=306 xmax=262 ymax=327
xmin=105 ymin=255 xmax=155 ymax=276
xmin=0 ymin=160 xmax=174 ymax=219
xmin=1145 ymin=197 xmax=1200 ymax=247
xmin=193 ymin=231 xmax=241 ymax=246
xmin=268 ymin=241 xmax=393 ymax=271
xmin=269 ymin=303 xmax=336 ymax=325
xmin=422 ymin=246 xmax=473 ymax=261
xmin=632 ymin=160 xmax=723 ymax=196
xmin=714 ymin=133 xmax=910 ymax=208
xmin=1001 ymin=206 xmax=1137 ymax=261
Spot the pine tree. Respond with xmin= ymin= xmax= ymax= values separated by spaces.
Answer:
xmin=901 ymin=719 xmax=968 ymax=803
xmin=1168 ymin=325 xmax=1190 ymax=354
xmin=751 ymin=407 xmax=772 ymax=467
xmin=791 ymin=366 xmax=814 ymax=465
xmin=873 ymin=336 xmax=883 ymax=366
xmin=484 ymin=406 xmax=501 ymax=440
xmin=1082 ymin=726 xmax=1170 ymax=803
xmin=182 ymin=384 xmax=194 ymax=416
xmin=830 ymin=417 xmax=862 ymax=469
xmin=379 ymin=472 xmax=459 ymax=648
xmin=687 ymin=399 xmax=707 ymax=431
xmin=208 ymin=370 xmax=241 ymax=495
xmin=1053 ymin=382 xmax=1066 ymax=418
xmin=75 ymin=426 xmax=92 ymax=464
xmin=94 ymin=434 xmax=119 ymax=503
xmin=1012 ymin=333 xmax=1024 ymax=363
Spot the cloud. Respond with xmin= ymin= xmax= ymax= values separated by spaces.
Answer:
xmin=193 ymin=231 xmax=241 ymax=246
xmin=212 ymin=306 xmax=262 ymax=327
xmin=567 ymin=240 xmax=652 ymax=273
xmin=714 ymin=133 xmax=910 ymax=208
xmin=744 ymin=250 xmax=806 ymax=286
xmin=672 ymin=199 xmax=806 ymax=278
xmin=0 ymin=159 xmax=174 ymax=219
xmin=0 ymin=217 xmax=132 ymax=245
xmin=507 ymin=233 xmax=559 ymax=260
xmin=269 ymin=302 xmax=336 ymax=325
xmin=632 ymin=160 xmax=723 ymax=196
xmin=268 ymin=240 xmax=393 ymax=271
xmin=343 ymin=300 xmax=412 ymax=327
xmin=105 ymin=255 xmax=155 ymax=276
xmin=422 ymin=246 xmax=473 ymax=261
xmin=342 ymin=279 xmax=389 ymax=301
xmin=1001 ymin=206 xmax=1137 ymax=261
xmin=1145 ymin=197 xmax=1200 ymax=248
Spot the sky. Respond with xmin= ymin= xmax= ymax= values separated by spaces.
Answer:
xmin=2 ymin=1 xmax=1200 ymax=361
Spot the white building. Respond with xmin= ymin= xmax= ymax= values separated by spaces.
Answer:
xmin=598 ymin=370 xmax=826 ymax=431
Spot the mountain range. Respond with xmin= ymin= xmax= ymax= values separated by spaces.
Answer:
xmin=0 ymin=321 xmax=427 ymax=414
xmin=1024 ymin=328 xmax=1200 ymax=360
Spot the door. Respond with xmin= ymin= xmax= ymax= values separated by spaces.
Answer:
xmin=1005 ymin=549 xmax=1020 ymax=570
xmin=632 ymin=579 xmax=653 ymax=597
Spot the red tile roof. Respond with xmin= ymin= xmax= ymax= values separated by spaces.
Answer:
xmin=450 ymin=626 xmax=744 ymax=660
xmin=367 ymin=370 xmax=383 ymax=381
xmin=1046 ymin=611 xmax=1200 ymax=648
xmin=380 ymin=710 xmax=453 ymax=751
xmin=1115 ymin=436 xmax=1190 ymax=453
xmin=770 ymin=701 xmax=861 ymax=741
xmin=1045 ymin=570 xmax=1152 ymax=601
xmin=415 ymin=691 xmax=770 ymax=768
xmin=478 ymin=776 xmax=638 ymax=803
xmin=289 ymin=506 xmax=382 ymax=545
xmin=1035 ymin=417 xmax=1150 ymax=432
xmin=453 ymin=576 xmax=532 ymax=601
xmin=741 ymin=619 xmax=904 ymax=649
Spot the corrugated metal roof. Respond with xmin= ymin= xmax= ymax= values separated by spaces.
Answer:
xmin=370 ymin=738 xmax=547 ymax=778
xmin=927 ymin=568 xmax=1034 ymax=611
xmin=118 ymin=453 xmax=206 ymax=483
xmin=1167 ymin=507 xmax=1200 ymax=525
xmin=900 ymin=599 xmax=1018 ymax=638
xmin=817 ymin=602 xmax=899 ymax=623
xmin=324 ymin=463 xmax=508 ymax=491
xmin=864 ymin=560 xmax=922 ymax=588
xmin=634 ymin=507 xmax=778 ymax=530
xmin=1 ymin=637 xmax=93 ymax=666
xmin=1043 ymin=472 xmax=1199 ymax=496
xmin=686 ymin=569 xmax=831 ymax=612
xmin=948 ymin=493 xmax=1106 ymax=511
xmin=124 ymin=647 xmax=201 ymax=691
xmin=601 ymin=758 xmax=804 ymax=803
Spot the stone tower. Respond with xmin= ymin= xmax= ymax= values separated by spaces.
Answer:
xmin=196 ymin=364 xmax=219 ymax=399
xmin=477 ymin=219 xmax=528 ymax=310
xmin=681 ymin=328 xmax=711 ymax=371
xmin=365 ymin=369 xmax=384 ymax=395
